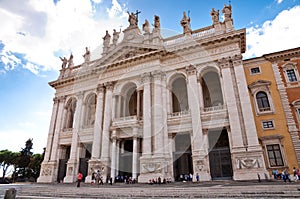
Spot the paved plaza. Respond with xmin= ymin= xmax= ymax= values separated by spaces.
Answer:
xmin=1 ymin=180 xmax=300 ymax=199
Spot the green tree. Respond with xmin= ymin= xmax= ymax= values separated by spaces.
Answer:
xmin=0 ymin=150 xmax=19 ymax=179
xmin=17 ymin=138 xmax=33 ymax=180
xmin=27 ymin=154 xmax=43 ymax=180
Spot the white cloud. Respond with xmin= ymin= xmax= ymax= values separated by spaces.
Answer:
xmin=244 ymin=5 xmax=300 ymax=58
xmin=107 ymin=0 xmax=126 ymax=18
xmin=277 ymin=0 xmax=284 ymax=4
xmin=0 ymin=0 xmax=128 ymax=74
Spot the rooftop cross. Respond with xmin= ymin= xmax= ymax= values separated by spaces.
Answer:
xmin=135 ymin=10 xmax=141 ymax=22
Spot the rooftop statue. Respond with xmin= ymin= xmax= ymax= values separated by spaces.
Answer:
xmin=83 ymin=47 xmax=90 ymax=62
xmin=180 ymin=11 xmax=191 ymax=34
xmin=103 ymin=30 xmax=111 ymax=48
xmin=127 ymin=11 xmax=138 ymax=27
xmin=222 ymin=4 xmax=232 ymax=22
xmin=112 ymin=29 xmax=120 ymax=45
xmin=67 ymin=53 xmax=73 ymax=68
xmin=59 ymin=56 xmax=68 ymax=69
xmin=210 ymin=8 xmax=220 ymax=24
xmin=142 ymin=19 xmax=150 ymax=33
xmin=154 ymin=15 xmax=160 ymax=29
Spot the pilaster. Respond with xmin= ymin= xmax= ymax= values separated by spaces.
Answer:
xmin=100 ymin=82 xmax=114 ymax=182
xmin=141 ymin=72 xmax=152 ymax=158
xmin=153 ymin=70 xmax=164 ymax=156
xmin=38 ymin=96 xmax=65 ymax=183
xmin=64 ymin=92 xmax=84 ymax=183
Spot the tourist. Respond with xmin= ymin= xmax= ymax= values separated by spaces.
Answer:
xmin=77 ymin=171 xmax=83 ymax=187
xmin=96 ymin=170 xmax=103 ymax=186
xmin=196 ymin=173 xmax=200 ymax=182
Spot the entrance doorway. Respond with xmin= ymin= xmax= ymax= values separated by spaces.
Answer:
xmin=208 ymin=128 xmax=233 ymax=180
xmin=173 ymin=134 xmax=193 ymax=181
xmin=119 ymin=140 xmax=133 ymax=178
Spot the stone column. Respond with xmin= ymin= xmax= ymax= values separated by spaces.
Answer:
xmin=186 ymin=65 xmax=203 ymax=152
xmin=132 ymin=128 xmax=138 ymax=180
xmin=49 ymin=97 xmax=66 ymax=162
xmin=186 ymin=65 xmax=208 ymax=181
xmin=112 ymin=94 xmax=117 ymax=120
xmin=110 ymin=130 xmax=117 ymax=182
xmin=116 ymin=95 xmax=121 ymax=118
xmin=141 ymin=72 xmax=152 ymax=157
xmin=161 ymin=74 xmax=169 ymax=156
xmin=86 ymin=85 xmax=105 ymax=183
xmin=64 ymin=92 xmax=84 ymax=183
xmin=231 ymin=55 xmax=260 ymax=150
xmin=38 ymin=96 xmax=65 ymax=183
xmin=100 ymin=82 xmax=114 ymax=182
xmin=91 ymin=84 xmax=105 ymax=160
xmin=44 ymin=97 xmax=59 ymax=162
xmin=197 ymin=78 xmax=204 ymax=110
xmin=218 ymin=58 xmax=245 ymax=151
xmin=136 ymin=90 xmax=141 ymax=119
xmin=116 ymin=140 xmax=120 ymax=176
xmin=153 ymin=71 xmax=164 ymax=156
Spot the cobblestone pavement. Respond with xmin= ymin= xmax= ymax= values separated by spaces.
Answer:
xmin=1 ymin=180 xmax=300 ymax=198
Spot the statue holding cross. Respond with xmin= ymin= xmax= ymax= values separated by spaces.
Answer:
xmin=127 ymin=10 xmax=141 ymax=27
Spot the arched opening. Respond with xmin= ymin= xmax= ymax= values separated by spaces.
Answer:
xmin=84 ymin=94 xmax=96 ymax=127
xmin=208 ymin=128 xmax=233 ymax=180
xmin=173 ymin=133 xmax=193 ymax=181
xmin=118 ymin=83 xmax=139 ymax=118
xmin=201 ymin=71 xmax=223 ymax=108
xmin=65 ymin=98 xmax=77 ymax=129
xmin=171 ymin=76 xmax=189 ymax=113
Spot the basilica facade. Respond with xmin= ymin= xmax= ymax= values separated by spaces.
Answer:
xmin=38 ymin=5 xmax=299 ymax=183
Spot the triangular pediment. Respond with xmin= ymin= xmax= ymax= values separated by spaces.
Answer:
xmin=248 ymin=80 xmax=271 ymax=89
xmin=97 ymin=42 xmax=163 ymax=66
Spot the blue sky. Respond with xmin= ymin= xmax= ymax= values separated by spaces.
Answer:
xmin=0 ymin=0 xmax=300 ymax=154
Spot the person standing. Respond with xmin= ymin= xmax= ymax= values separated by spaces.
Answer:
xmin=77 ymin=171 xmax=83 ymax=187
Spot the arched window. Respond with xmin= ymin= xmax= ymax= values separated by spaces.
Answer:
xmin=256 ymin=91 xmax=270 ymax=112
xmin=171 ymin=77 xmax=188 ymax=113
xmin=201 ymin=71 xmax=223 ymax=108
xmin=65 ymin=98 xmax=77 ymax=129
xmin=85 ymin=94 xmax=96 ymax=127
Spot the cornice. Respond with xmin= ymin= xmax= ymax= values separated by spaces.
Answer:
xmin=263 ymin=47 xmax=300 ymax=62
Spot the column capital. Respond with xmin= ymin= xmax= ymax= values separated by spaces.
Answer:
xmin=218 ymin=57 xmax=231 ymax=69
xmin=97 ymin=84 xmax=105 ymax=93
xmin=231 ymin=54 xmax=243 ymax=67
xmin=141 ymin=72 xmax=151 ymax=83
xmin=104 ymin=82 xmax=114 ymax=91
xmin=75 ymin=91 xmax=84 ymax=100
xmin=186 ymin=65 xmax=197 ymax=76
xmin=55 ymin=95 xmax=66 ymax=103
xmin=152 ymin=70 xmax=162 ymax=81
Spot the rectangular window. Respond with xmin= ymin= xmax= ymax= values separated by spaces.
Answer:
xmin=262 ymin=120 xmax=274 ymax=129
xmin=267 ymin=144 xmax=284 ymax=167
xmin=250 ymin=67 xmax=260 ymax=74
xmin=286 ymin=69 xmax=297 ymax=82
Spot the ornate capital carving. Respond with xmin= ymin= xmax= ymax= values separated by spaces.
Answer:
xmin=104 ymin=82 xmax=114 ymax=91
xmin=231 ymin=54 xmax=243 ymax=67
xmin=152 ymin=70 xmax=162 ymax=81
xmin=76 ymin=91 xmax=84 ymax=100
xmin=97 ymin=84 xmax=105 ymax=93
xmin=186 ymin=65 xmax=197 ymax=76
xmin=141 ymin=72 xmax=151 ymax=83
xmin=218 ymin=57 xmax=231 ymax=69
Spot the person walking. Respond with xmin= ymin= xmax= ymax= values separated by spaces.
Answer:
xmin=77 ymin=171 xmax=83 ymax=187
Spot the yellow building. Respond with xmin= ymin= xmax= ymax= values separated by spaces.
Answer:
xmin=244 ymin=54 xmax=299 ymax=176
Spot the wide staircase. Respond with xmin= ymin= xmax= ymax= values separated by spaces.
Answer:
xmin=1 ymin=181 xmax=300 ymax=198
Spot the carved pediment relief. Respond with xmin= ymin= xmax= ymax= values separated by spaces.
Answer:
xmin=100 ymin=44 xmax=161 ymax=65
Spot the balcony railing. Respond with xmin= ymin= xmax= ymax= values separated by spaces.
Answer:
xmin=202 ymin=105 xmax=225 ymax=112
xmin=168 ymin=110 xmax=191 ymax=118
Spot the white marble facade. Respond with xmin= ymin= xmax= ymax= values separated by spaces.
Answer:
xmin=38 ymin=6 xmax=268 ymax=184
